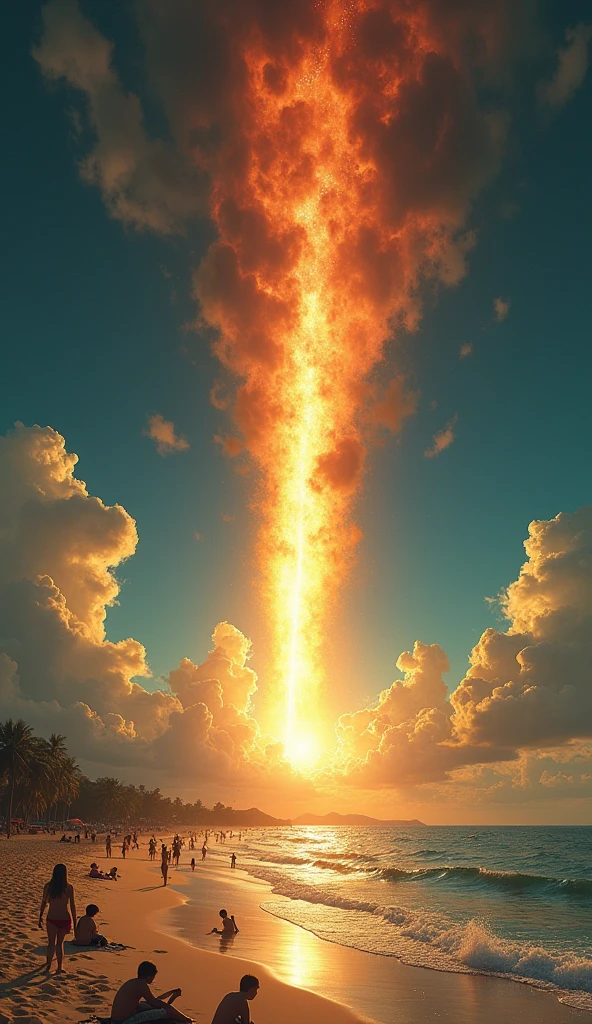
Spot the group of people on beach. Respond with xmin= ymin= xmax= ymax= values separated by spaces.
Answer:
xmin=39 ymin=825 xmax=252 ymax=1022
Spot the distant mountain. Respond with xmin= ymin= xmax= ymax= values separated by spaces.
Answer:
xmin=293 ymin=812 xmax=425 ymax=826
xmin=220 ymin=807 xmax=291 ymax=826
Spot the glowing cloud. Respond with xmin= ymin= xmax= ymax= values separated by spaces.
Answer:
xmin=144 ymin=414 xmax=189 ymax=456
xmin=33 ymin=0 xmax=546 ymax=761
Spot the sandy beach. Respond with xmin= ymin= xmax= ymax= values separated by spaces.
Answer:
xmin=0 ymin=835 xmax=587 ymax=1024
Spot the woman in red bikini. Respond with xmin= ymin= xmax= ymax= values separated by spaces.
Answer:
xmin=38 ymin=863 xmax=77 ymax=974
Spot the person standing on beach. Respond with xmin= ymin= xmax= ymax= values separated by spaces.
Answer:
xmin=111 ymin=961 xmax=192 ymax=1024
xmin=211 ymin=975 xmax=259 ymax=1024
xmin=122 ymin=839 xmax=127 ymax=859
xmin=106 ymin=834 xmax=112 ymax=858
xmin=230 ymin=853 xmax=236 ymax=869
xmin=161 ymin=845 xmax=169 ymax=886
xmin=38 ymin=863 xmax=77 ymax=974
xmin=190 ymin=858 xmax=195 ymax=871
xmin=201 ymin=843 xmax=207 ymax=861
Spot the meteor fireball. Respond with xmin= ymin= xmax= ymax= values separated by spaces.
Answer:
xmin=193 ymin=0 xmax=505 ymax=763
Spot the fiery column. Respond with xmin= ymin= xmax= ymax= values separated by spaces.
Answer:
xmin=195 ymin=0 xmax=503 ymax=762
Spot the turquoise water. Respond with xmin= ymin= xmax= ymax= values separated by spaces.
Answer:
xmin=230 ymin=825 xmax=592 ymax=1009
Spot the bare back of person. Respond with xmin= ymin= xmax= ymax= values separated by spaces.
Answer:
xmin=46 ymin=883 xmax=73 ymax=923
xmin=112 ymin=978 xmax=152 ymax=1021
xmin=211 ymin=992 xmax=250 ymax=1024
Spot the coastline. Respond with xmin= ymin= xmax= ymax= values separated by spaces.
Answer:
xmin=0 ymin=836 xmax=587 ymax=1024
xmin=162 ymin=844 xmax=588 ymax=1023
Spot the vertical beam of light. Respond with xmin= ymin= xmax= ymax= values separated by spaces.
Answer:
xmin=194 ymin=0 xmax=491 ymax=766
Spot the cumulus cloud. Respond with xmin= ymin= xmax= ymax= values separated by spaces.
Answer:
xmin=424 ymin=415 xmax=458 ymax=459
xmin=332 ymin=506 xmax=592 ymax=792
xmin=2 ymin=423 xmax=592 ymax=808
xmin=539 ymin=24 xmax=592 ymax=110
xmin=0 ymin=424 xmax=308 ymax=794
xmin=144 ymin=414 xmax=189 ymax=456
xmin=493 ymin=296 xmax=510 ymax=322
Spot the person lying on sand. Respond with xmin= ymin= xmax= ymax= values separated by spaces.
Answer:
xmin=111 ymin=961 xmax=192 ymax=1024
xmin=208 ymin=909 xmax=238 ymax=936
xmin=74 ymin=903 xmax=108 ymax=946
xmin=211 ymin=975 xmax=259 ymax=1024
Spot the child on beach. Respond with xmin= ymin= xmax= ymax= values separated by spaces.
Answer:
xmin=208 ymin=909 xmax=239 ymax=936
xmin=190 ymin=858 xmax=195 ymax=871
xmin=74 ymin=904 xmax=108 ymax=946
xmin=38 ymin=863 xmax=77 ymax=974
xmin=111 ymin=961 xmax=192 ymax=1024
xmin=211 ymin=975 xmax=259 ymax=1024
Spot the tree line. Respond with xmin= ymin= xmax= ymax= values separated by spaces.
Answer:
xmin=0 ymin=718 xmax=236 ymax=837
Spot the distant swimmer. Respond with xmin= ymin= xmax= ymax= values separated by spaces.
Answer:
xmin=211 ymin=975 xmax=259 ymax=1024
xmin=208 ymin=909 xmax=239 ymax=937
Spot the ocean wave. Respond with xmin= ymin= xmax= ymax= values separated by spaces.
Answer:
xmin=312 ymin=859 xmax=358 ymax=873
xmin=377 ymin=863 xmax=592 ymax=897
xmin=254 ymin=871 xmax=592 ymax=1007
xmin=255 ymin=853 xmax=310 ymax=866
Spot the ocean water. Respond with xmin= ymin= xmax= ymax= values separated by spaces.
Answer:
xmin=227 ymin=825 xmax=592 ymax=1010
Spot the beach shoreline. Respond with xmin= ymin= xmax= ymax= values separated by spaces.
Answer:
xmin=0 ymin=835 xmax=588 ymax=1024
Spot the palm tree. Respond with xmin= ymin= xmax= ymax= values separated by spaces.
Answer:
xmin=0 ymin=719 xmax=35 ymax=837
xmin=47 ymin=734 xmax=68 ymax=825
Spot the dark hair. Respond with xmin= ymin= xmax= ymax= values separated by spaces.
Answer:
xmin=86 ymin=904 xmax=99 ymax=916
xmin=219 ymin=909 xmax=227 ymax=917
xmin=138 ymin=961 xmax=157 ymax=979
xmin=240 ymin=975 xmax=259 ymax=993
xmin=47 ymin=863 xmax=68 ymax=901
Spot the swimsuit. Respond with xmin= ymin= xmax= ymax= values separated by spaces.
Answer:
xmin=47 ymin=915 xmax=71 ymax=932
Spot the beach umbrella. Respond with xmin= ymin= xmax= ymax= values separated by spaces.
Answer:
xmin=67 ymin=817 xmax=84 ymax=825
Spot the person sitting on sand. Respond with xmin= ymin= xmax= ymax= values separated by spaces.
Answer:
xmin=74 ymin=904 xmax=108 ymax=947
xmin=208 ymin=909 xmax=239 ymax=936
xmin=89 ymin=862 xmax=105 ymax=878
xmin=108 ymin=865 xmax=119 ymax=880
xmin=39 ymin=863 xmax=77 ymax=974
xmin=111 ymin=961 xmax=192 ymax=1024
xmin=211 ymin=975 xmax=259 ymax=1024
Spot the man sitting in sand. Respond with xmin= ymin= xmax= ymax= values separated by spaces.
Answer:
xmin=111 ymin=961 xmax=192 ymax=1024
xmin=74 ymin=903 xmax=108 ymax=947
xmin=208 ymin=909 xmax=238 ymax=936
xmin=211 ymin=975 xmax=259 ymax=1024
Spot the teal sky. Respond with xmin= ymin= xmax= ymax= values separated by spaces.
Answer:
xmin=2 ymin=1 xmax=591 ymax=724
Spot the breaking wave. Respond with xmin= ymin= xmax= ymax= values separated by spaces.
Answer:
xmin=253 ymin=871 xmax=592 ymax=1009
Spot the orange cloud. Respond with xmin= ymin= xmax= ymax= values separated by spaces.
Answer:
xmin=424 ymin=415 xmax=458 ymax=459
xmin=144 ymin=414 xmax=189 ymax=456
xmin=493 ymin=296 xmax=510 ymax=322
